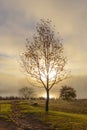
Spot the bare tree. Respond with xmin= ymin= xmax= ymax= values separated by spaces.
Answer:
xmin=19 ymin=87 xmax=34 ymax=100
xmin=21 ymin=19 xmax=68 ymax=112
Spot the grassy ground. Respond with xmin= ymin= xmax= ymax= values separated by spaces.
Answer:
xmin=0 ymin=99 xmax=87 ymax=130
xmin=19 ymin=100 xmax=87 ymax=130
xmin=0 ymin=101 xmax=12 ymax=121
xmin=49 ymin=99 xmax=87 ymax=114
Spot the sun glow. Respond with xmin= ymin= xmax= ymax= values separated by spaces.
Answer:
xmin=41 ymin=69 xmax=56 ymax=81
xmin=42 ymin=93 xmax=55 ymax=99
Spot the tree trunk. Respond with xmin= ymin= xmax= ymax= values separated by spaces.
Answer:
xmin=45 ymin=89 xmax=49 ymax=112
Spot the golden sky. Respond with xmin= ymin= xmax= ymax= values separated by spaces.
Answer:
xmin=0 ymin=0 xmax=87 ymax=98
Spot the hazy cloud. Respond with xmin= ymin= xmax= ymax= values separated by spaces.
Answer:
xmin=0 ymin=0 xmax=87 ymax=97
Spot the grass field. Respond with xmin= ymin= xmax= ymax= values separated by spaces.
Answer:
xmin=0 ymin=99 xmax=87 ymax=130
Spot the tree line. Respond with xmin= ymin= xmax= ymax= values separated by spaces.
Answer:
xmin=0 ymin=85 xmax=76 ymax=101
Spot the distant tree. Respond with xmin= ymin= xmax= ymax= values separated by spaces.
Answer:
xmin=0 ymin=96 xmax=2 ymax=100
xmin=19 ymin=87 xmax=34 ymax=100
xmin=59 ymin=86 xmax=76 ymax=101
xmin=21 ymin=19 xmax=69 ymax=112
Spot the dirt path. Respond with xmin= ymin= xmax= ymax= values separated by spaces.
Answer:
xmin=8 ymin=101 xmax=53 ymax=130
xmin=0 ymin=101 xmax=53 ymax=130
xmin=0 ymin=120 xmax=17 ymax=130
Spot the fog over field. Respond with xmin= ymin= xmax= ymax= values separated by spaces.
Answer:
xmin=0 ymin=73 xmax=87 ymax=99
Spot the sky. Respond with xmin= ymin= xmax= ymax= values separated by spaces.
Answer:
xmin=0 ymin=0 xmax=87 ymax=98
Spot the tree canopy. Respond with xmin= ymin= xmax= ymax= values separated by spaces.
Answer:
xmin=59 ymin=86 xmax=76 ymax=101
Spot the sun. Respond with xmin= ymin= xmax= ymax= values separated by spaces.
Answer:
xmin=41 ymin=69 xmax=56 ymax=81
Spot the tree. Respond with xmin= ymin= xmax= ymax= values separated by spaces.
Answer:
xmin=59 ymin=86 xmax=76 ymax=101
xmin=21 ymin=19 xmax=68 ymax=112
xmin=19 ymin=87 xmax=34 ymax=99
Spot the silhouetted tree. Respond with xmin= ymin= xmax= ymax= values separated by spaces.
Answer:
xmin=0 ymin=96 xmax=2 ymax=100
xmin=21 ymin=19 xmax=68 ymax=112
xmin=19 ymin=87 xmax=34 ymax=100
xmin=59 ymin=86 xmax=76 ymax=101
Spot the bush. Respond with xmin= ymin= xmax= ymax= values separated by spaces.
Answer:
xmin=59 ymin=86 xmax=76 ymax=101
